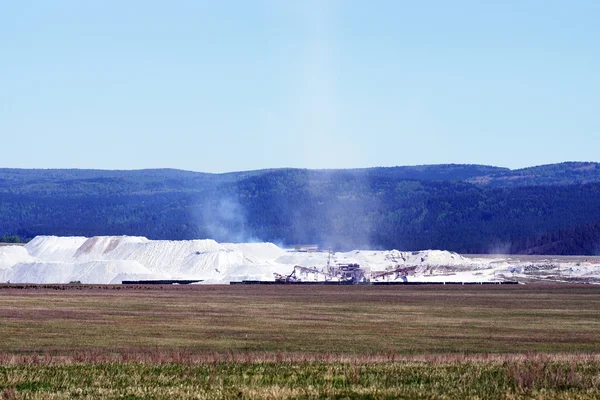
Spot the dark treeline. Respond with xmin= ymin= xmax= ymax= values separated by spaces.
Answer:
xmin=2 ymin=163 xmax=600 ymax=254
xmin=510 ymin=221 xmax=600 ymax=255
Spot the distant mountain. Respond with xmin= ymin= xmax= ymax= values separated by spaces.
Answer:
xmin=1 ymin=162 xmax=600 ymax=254
xmin=0 ymin=164 xmax=506 ymax=192
xmin=467 ymin=162 xmax=600 ymax=187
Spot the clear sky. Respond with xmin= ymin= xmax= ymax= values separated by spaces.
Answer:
xmin=1 ymin=1 xmax=599 ymax=172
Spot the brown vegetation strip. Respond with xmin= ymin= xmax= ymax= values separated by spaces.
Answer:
xmin=1 ymin=350 xmax=600 ymax=366
xmin=1 ymin=284 xmax=599 ymax=355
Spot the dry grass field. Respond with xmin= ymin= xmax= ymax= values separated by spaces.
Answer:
xmin=1 ymin=284 xmax=600 ymax=398
xmin=1 ymin=284 xmax=600 ymax=354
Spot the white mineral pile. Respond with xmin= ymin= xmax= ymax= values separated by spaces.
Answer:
xmin=1 ymin=236 xmax=599 ymax=284
xmin=0 ymin=236 xmax=293 ymax=284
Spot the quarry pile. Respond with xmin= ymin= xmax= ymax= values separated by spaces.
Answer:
xmin=0 ymin=236 xmax=291 ymax=284
xmin=0 ymin=236 xmax=599 ymax=284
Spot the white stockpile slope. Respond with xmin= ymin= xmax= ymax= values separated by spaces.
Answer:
xmin=0 ymin=245 xmax=37 ymax=282
xmin=26 ymin=236 xmax=88 ymax=261
xmin=73 ymin=236 xmax=149 ymax=261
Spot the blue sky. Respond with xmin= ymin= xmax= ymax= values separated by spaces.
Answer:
xmin=1 ymin=0 xmax=599 ymax=172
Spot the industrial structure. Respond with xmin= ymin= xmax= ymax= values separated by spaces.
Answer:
xmin=274 ymin=263 xmax=368 ymax=284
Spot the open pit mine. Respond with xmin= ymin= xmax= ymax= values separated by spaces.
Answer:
xmin=1 ymin=236 xmax=599 ymax=285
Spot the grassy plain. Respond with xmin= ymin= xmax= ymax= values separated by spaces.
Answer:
xmin=1 ymin=284 xmax=600 ymax=354
xmin=1 ymin=284 xmax=600 ymax=398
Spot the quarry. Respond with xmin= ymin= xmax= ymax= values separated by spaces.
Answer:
xmin=1 ymin=235 xmax=599 ymax=285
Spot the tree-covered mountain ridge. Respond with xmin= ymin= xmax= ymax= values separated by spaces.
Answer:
xmin=1 ymin=161 xmax=600 ymax=255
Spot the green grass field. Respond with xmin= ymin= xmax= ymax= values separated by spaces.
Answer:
xmin=2 ymin=354 xmax=599 ymax=399
xmin=1 ymin=284 xmax=600 ymax=398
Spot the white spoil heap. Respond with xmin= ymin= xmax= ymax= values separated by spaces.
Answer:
xmin=0 ymin=236 xmax=293 ymax=284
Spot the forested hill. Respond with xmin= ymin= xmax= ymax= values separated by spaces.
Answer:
xmin=2 ymin=162 xmax=600 ymax=255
